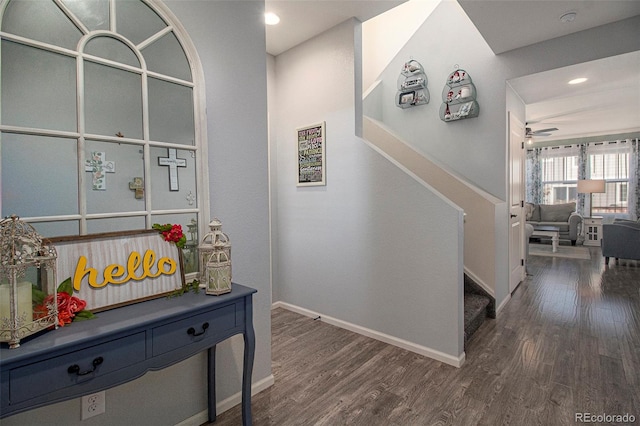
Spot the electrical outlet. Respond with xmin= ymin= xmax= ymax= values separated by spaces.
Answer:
xmin=81 ymin=391 xmax=105 ymax=420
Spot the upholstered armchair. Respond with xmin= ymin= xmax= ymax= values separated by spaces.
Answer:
xmin=602 ymin=219 xmax=640 ymax=265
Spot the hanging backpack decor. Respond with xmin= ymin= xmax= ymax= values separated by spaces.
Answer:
xmin=396 ymin=59 xmax=429 ymax=109
xmin=439 ymin=66 xmax=479 ymax=122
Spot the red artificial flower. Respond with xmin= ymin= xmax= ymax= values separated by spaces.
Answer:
xmin=57 ymin=308 xmax=73 ymax=326
xmin=32 ymin=277 xmax=94 ymax=328
xmin=68 ymin=296 xmax=87 ymax=314
xmin=154 ymin=223 xmax=186 ymax=248
xmin=162 ymin=224 xmax=184 ymax=243
xmin=55 ymin=291 xmax=71 ymax=314
xmin=34 ymin=292 xmax=90 ymax=327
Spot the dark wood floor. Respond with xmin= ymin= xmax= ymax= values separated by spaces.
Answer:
xmin=212 ymin=248 xmax=640 ymax=425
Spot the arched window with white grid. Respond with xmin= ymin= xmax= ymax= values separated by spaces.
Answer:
xmin=0 ymin=0 xmax=208 ymax=274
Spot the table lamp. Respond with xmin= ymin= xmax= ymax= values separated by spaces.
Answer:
xmin=577 ymin=179 xmax=606 ymax=217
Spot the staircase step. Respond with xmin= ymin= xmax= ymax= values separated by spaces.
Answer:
xmin=464 ymin=274 xmax=495 ymax=318
xmin=464 ymin=293 xmax=490 ymax=345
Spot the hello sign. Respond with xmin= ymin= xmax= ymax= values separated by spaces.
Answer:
xmin=50 ymin=230 xmax=185 ymax=312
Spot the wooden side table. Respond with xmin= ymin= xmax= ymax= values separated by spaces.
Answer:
xmin=583 ymin=217 xmax=603 ymax=246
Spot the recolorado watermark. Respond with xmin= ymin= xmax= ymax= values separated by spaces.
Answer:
xmin=576 ymin=412 xmax=636 ymax=423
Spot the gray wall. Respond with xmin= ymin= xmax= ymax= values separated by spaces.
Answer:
xmin=367 ymin=2 xmax=640 ymax=303
xmin=166 ymin=0 xmax=272 ymax=408
xmin=270 ymin=5 xmax=640 ymax=349
xmin=2 ymin=1 xmax=271 ymax=425
xmin=374 ymin=3 xmax=640 ymax=202
xmin=267 ymin=54 xmax=280 ymax=304
xmin=271 ymin=20 xmax=465 ymax=360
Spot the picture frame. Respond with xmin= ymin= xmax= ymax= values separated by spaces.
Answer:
xmin=458 ymin=101 xmax=473 ymax=117
xmin=49 ymin=229 xmax=185 ymax=312
xmin=399 ymin=91 xmax=416 ymax=105
xmin=297 ymin=122 xmax=326 ymax=186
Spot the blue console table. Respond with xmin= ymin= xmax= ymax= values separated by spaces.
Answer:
xmin=0 ymin=284 xmax=256 ymax=425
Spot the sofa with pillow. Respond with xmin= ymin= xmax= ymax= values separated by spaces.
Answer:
xmin=525 ymin=202 xmax=583 ymax=246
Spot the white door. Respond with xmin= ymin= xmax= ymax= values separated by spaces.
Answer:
xmin=509 ymin=113 xmax=525 ymax=293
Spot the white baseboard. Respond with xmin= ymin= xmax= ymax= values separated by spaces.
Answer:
xmin=272 ymin=301 xmax=465 ymax=368
xmin=496 ymin=293 xmax=511 ymax=315
xmin=174 ymin=374 xmax=275 ymax=426
xmin=217 ymin=374 xmax=275 ymax=413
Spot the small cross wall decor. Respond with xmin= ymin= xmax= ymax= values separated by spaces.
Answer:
xmin=186 ymin=190 xmax=196 ymax=206
xmin=158 ymin=148 xmax=186 ymax=191
xmin=85 ymin=152 xmax=116 ymax=190
xmin=129 ymin=177 xmax=144 ymax=199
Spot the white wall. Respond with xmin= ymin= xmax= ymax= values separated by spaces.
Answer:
xmin=362 ymin=0 xmax=441 ymax=91
xmin=1 ymin=1 xmax=272 ymax=425
xmin=272 ymin=19 xmax=465 ymax=362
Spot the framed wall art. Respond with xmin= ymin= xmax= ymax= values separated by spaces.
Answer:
xmin=297 ymin=122 xmax=326 ymax=186
xmin=49 ymin=229 xmax=185 ymax=312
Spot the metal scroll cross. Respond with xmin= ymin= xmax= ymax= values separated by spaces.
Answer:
xmin=158 ymin=148 xmax=186 ymax=191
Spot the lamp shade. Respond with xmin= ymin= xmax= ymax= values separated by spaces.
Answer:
xmin=577 ymin=179 xmax=606 ymax=194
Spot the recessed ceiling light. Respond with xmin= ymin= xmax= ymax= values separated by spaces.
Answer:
xmin=568 ymin=77 xmax=588 ymax=85
xmin=560 ymin=11 xmax=577 ymax=23
xmin=265 ymin=12 xmax=280 ymax=26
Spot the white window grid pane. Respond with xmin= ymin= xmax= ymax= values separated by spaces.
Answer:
xmin=1 ymin=0 xmax=201 ymax=241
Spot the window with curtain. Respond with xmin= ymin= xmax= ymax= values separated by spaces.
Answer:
xmin=588 ymin=143 xmax=629 ymax=214
xmin=527 ymin=139 xmax=639 ymax=220
xmin=0 ymin=0 xmax=206 ymax=274
xmin=540 ymin=152 xmax=579 ymax=204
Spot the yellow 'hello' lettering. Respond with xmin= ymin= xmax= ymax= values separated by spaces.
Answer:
xmin=73 ymin=249 xmax=177 ymax=291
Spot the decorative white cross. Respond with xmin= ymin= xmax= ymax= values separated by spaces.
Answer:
xmin=158 ymin=148 xmax=186 ymax=191
xmin=85 ymin=152 xmax=115 ymax=190
xmin=186 ymin=190 xmax=196 ymax=206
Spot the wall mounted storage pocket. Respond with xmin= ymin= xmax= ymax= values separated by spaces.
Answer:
xmin=440 ymin=68 xmax=479 ymax=121
xmin=396 ymin=59 xmax=429 ymax=109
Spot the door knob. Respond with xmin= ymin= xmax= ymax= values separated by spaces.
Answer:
xmin=510 ymin=214 xmax=517 ymax=218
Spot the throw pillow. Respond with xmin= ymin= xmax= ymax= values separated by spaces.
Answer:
xmin=529 ymin=203 xmax=541 ymax=222
xmin=540 ymin=203 xmax=574 ymax=222
xmin=525 ymin=203 xmax=534 ymax=220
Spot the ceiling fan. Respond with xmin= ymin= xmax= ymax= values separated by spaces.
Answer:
xmin=525 ymin=125 xmax=558 ymax=137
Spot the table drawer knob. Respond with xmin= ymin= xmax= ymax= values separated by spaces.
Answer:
xmin=187 ymin=322 xmax=209 ymax=337
xmin=67 ymin=357 xmax=104 ymax=376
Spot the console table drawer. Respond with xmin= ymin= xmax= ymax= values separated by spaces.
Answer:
xmin=9 ymin=332 xmax=146 ymax=404
xmin=152 ymin=303 xmax=237 ymax=356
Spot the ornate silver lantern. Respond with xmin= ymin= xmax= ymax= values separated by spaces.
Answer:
xmin=197 ymin=218 xmax=231 ymax=282
xmin=204 ymin=249 xmax=232 ymax=296
xmin=0 ymin=215 xmax=58 ymax=348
